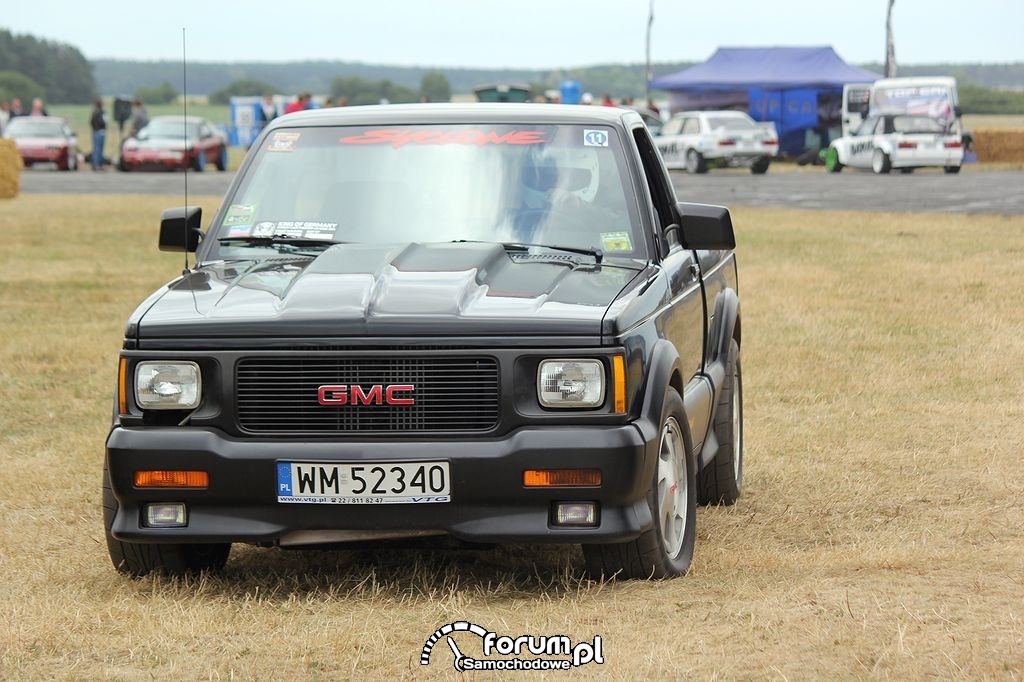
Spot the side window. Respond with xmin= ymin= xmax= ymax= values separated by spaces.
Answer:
xmin=661 ymin=117 xmax=683 ymax=137
xmin=681 ymin=118 xmax=700 ymax=135
xmin=631 ymin=126 xmax=677 ymax=256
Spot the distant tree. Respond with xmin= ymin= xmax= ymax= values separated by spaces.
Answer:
xmin=135 ymin=81 xmax=178 ymax=105
xmin=330 ymin=75 xmax=417 ymax=106
xmin=0 ymin=29 xmax=95 ymax=103
xmin=0 ymin=70 xmax=44 ymax=104
xmin=959 ymin=83 xmax=1024 ymax=115
xmin=209 ymin=78 xmax=280 ymax=105
xmin=419 ymin=71 xmax=451 ymax=102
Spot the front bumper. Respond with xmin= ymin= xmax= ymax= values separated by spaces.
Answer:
xmin=106 ymin=423 xmax=656 ymax=546
xmin=121 ymin=152 xmax=189 ymax=170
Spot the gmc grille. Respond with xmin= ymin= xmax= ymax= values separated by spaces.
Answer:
xmin=236 ymin=356 xmax=499 ymax=433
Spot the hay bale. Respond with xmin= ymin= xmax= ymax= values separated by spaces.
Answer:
xmin=0 ymin=139 xmax=22 ymax=198
xmin=971 ymin=129 xmax=1024 ymax=163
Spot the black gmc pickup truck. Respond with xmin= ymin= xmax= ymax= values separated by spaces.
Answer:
xmin=104 ymin=103 xmax=743 ymax=580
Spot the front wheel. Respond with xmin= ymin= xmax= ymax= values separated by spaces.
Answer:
xmin=944 ymin=165 xmax=961 ymax=174
xmin=824 ymin=147 xmax=843 ymax=173
xmin=583 ymin=388 xmax=696 ymax=580
xmin=103 ymin=466 xmax=230 ymax=577
xmin=749 ymin=157 xmax=770 ymax=174
xmin=192 ymin=148 xmax=206 ymax=172
xmin=216 ymin=145 xmax=228 ymax=171
xmin=872 ymin=148 xmax=891 ymax=174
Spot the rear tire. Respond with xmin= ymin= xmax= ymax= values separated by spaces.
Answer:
xmin=583 ymin=387 xmax=696 ymax=580
xmin=749 ymin=157 xmax=770 ymax=174
xmin=872 ymin=148 xmax=891 ymax=174
xmin=944 ymin=165 xmax=961 ymax=174
xmin=685 ymin=148 xmax=708 ymax=174
xmin=103 ymin=465 xmax=230 ymax=577
xmin=697 ymin=339 xmax=743 ymax=505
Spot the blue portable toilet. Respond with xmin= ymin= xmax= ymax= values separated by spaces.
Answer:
xmin=229 ymin=96 xmax=280 ymax=147
xmin=560 ymin=80 xmax=581 ymax=105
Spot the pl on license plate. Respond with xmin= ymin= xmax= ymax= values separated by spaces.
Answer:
xmin=277 ymin=461 xmax=451 ymax=504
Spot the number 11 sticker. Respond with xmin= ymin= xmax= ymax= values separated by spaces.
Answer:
xmin=584 ymin=129 xmax=609 ymax=147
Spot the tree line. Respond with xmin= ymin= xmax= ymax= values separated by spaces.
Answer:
xmin=0 ymin=28 xmax=95 ymax=104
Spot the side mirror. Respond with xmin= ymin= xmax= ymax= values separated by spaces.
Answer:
xmin=675 ymin=202 xmax=735 ymax=250
xmin=159 ymin=205 xmax=203 ymax=252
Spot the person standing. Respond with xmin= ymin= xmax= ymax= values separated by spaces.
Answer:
xmin=30 ymin=97 xmax=48 ymax=116
xmin=89 ymin=98 xmax=107 ymax=170
xmin=9 ymin=98 xmax=24 ymax=118
xmin=284 ymin=92 xmax=312 ymax=115
xmin=0 ymin=101 xmax=10 ymax=134
xmin=257 ymin=93 xmax=277 ymax=129
xmin=128 ymin=99 xmax=149 ymax=138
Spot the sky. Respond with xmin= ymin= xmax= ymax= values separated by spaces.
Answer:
xmin=4 ymin=0 xmax=1022 ymax=68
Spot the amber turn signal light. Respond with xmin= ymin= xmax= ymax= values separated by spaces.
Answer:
xmin=134 ymin=470 xmax=209 ymax=489
xmin=523 ymin=469 xmax=601 ymax=487
xmin=612 ymin=354 xmax=626 ymax=414
xmin=118 ymin=357 xmax=128 ymax=415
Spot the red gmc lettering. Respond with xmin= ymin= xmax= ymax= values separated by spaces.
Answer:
xmin=385 ymin=384 xmax=415 ymax=405
xmin=317 ymin=384 xmax=415 ymax=406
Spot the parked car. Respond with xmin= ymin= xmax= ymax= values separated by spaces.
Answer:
xmin=103 ymin=104 xmax=744 ymax=581
xmin=119 ymin=115 xmax=228 ymax=172
xmin=655 ymin=110 xmax=777 ymax=174
xmin=2 ymin=116 xmax=79 ymax=170
xmin=822 ymin=114 xmax=964 ymax=174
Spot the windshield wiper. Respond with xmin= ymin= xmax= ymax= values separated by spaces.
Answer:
xmin=453 ymin=240 xmax=603 ymax=264
xmin=218 ymin=235 xmax=345 ymax=252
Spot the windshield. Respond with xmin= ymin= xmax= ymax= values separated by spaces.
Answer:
xmin=142 ymin=120 xmax=200 ymax=139
xmin=207 ymin=124 xmax=643 ymax=260
xmin=4 ymin=120 xmax=64 ymax=138
xmin=706 ymin=116 xmax=756 ymax=131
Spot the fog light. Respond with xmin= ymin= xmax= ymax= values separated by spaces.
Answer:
xmin=552 ymin=502 xmax=599 ymax=527
xmin=144 ymin=503 xmax=187 ymax=528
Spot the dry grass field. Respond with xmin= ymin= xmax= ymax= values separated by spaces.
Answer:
xmin=1 ymin=195 xmax=1022 ymax=680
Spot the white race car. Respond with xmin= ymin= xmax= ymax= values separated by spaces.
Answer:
xmin=655 ymin=110 xmax=777 ymax=174
xmin=823 ymin=114 xmax=964 ymax=174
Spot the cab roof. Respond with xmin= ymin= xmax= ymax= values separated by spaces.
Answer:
xmin=267 ymin=103 xmax=641 ymax=130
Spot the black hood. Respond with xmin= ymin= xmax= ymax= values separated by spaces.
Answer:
xmin=133 ymin=242 xmax=644 ymax=340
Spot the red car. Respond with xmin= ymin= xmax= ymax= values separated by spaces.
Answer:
xmin=2 ymin=116 xmax=79 ymax=170
xmin=119 ymin=115 xmax=228 ymax=172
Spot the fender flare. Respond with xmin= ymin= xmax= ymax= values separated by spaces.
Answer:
xmin=634 ymin=340 xmax=699 ymax=477
xmin=709 ymin=288 xmax=741 ymax=368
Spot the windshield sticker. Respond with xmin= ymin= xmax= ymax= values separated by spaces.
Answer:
xmin=267 ymin=132 xmax=301 ymax=152
xmin=225 ymin=224 xmax=254 ymax=238
xmin=583 ymin=130 xmax=609 ymax=147
xmin=223 ymin=204 xmax=256 ymax=227
xmin=251 ymin=221 xmax=338 ymax=240
xmin=600 ymin=231 xmax=632 ymax=252
xmin=339 ymin=129 xmax=548 ymax=149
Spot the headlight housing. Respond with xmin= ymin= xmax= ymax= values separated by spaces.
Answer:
xmin=135 ymin=361 xmax=202 ymax=410
xmin=537 ymin=359 xmax=605 ymax=408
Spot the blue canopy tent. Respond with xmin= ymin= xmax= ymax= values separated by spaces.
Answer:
xmin=650 ymin=47 xmax=881 ymax=154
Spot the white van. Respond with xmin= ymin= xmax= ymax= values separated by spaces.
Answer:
xmin=842 ymin=77 xmax=961 ymax=138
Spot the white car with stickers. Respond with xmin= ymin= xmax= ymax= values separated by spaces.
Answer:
xmin=823 ymin=114 xmax=964 ymax=174
xmin=655 ymin=110 xmax=777 ymax=174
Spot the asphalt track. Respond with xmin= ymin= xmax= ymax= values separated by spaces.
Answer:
xmin=16 ymin=166 xmax=1024 ymax=214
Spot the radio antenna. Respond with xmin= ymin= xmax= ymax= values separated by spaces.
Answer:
xmin=182 ymin=26 xmax=190 ymax=274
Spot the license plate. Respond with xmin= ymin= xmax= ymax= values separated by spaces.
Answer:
xmin=277 ymin=461 xmax=450 ymax=504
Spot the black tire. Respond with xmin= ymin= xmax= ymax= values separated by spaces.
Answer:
xmin=216 ymin=145 xmax=228 ymax=171
xmin=872 ymin=148 xmax=891 ymax=174
xmin=583 ymin=387 xmax=696 ymax=580
xmin=749 ymin=157 xmax=770 ymax=174
xmin=117 ymin=157 xmax=128 ymax=172
xmin=899 ymin=167 xmax=914 ymax=174
xmin=103 ymin=465 xmax=230 ymax=577
xmin=944 ymin=165 xmax=961 ymax=174
xmin=685 ymin=148 xmax=707 ymax=174
xmin=192 ymin=149 xmax=206 ymax=172
xmin=697 ymin=339 xmax=743 ymax=505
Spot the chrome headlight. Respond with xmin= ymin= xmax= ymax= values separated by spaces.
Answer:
xmin=135 ymin=361 xmax=201 ymax=410
xmin=538 ymin=359 xmax=605 ymax=408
